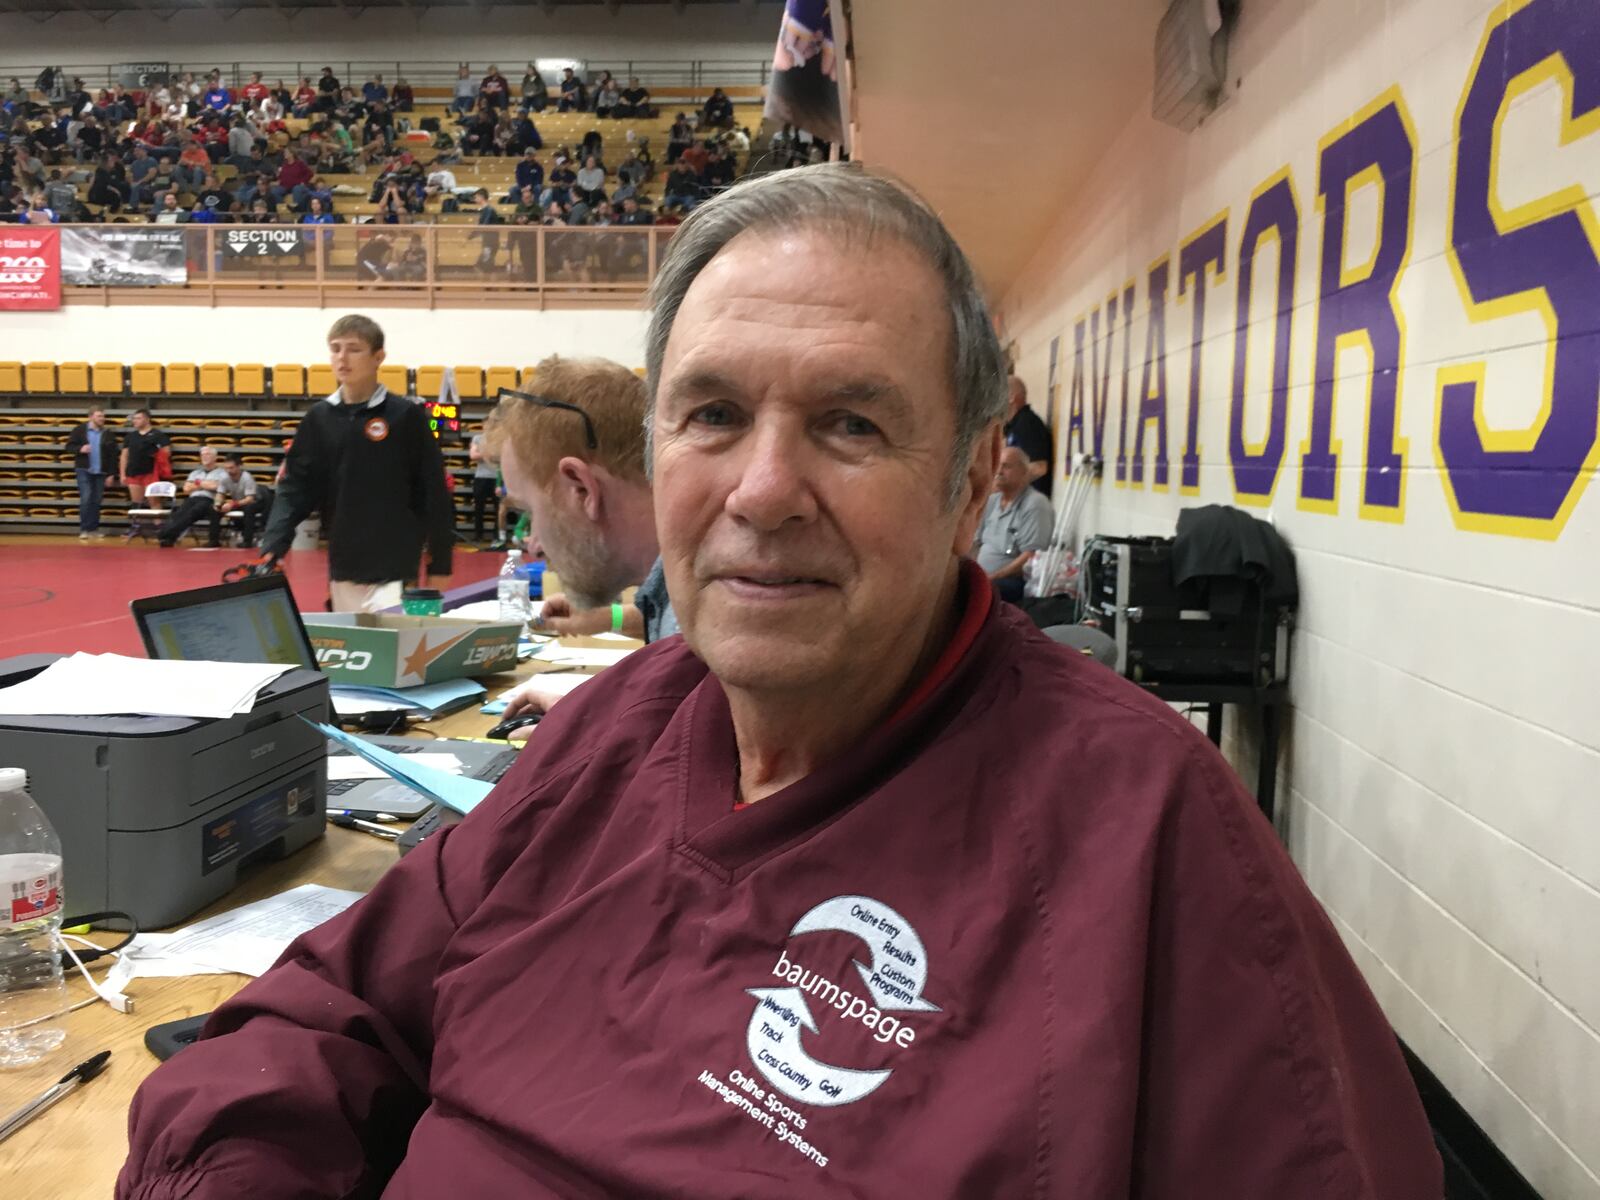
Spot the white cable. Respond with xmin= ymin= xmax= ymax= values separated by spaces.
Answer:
xmin=59 ymin=939 xmax=135 ymax=1015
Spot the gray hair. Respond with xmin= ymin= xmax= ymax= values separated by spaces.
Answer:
xmin=643 ymin=162 xmax=1009 ymax=506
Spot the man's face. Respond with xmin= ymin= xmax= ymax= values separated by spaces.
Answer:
xmin=653 ymin=228 xmax=992 ymax=695
xmin=132 ymin=411 xmax=150 ymax=432
xmin=162 ymin=194 xmax=177 ymax=211
xmin=329 ymin=335 xmax=384 ymax=389
xmin=226 ymin=461 xmax=243 ymax=480
xmin=995 ymin=447 xmax=1029 ymax=496
xmin=499 ymin=436 xmax=618 ymax=609
xmin=88 ymin=409 xmax=104 ymax=428
xmin=199 ymin=447 xmax=217 ymax=469
xmin=1007 ymin=376 xmax=1026 ymax=416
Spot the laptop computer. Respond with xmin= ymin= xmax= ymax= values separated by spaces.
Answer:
xmin=131 ymin=575 xmax=518 ymax=819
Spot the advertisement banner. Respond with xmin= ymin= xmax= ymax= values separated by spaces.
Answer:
xmin=223 ymin=228 xmax=304 ymax=257
xmin=61 ymin=227 xmax=187 ymax=287
xmin=0 ymin=227 xmax=61 ymax=311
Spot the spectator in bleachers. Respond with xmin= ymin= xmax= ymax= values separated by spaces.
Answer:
xmin=541 ymin=199 xmax=566 ymax=227
xmin=126 ymin=145 xmax=158 ymax=207
xmin=461 ymin=104 xmax=497 ymax=156
xmin=617 ymin=77 xmax=653 ymax=119
xmin=520 ymin=64 xmax=548 ymax=113
xmin=666 ymin=113 xmax=692 ymax=163
xmin=150 ymin=191 xmax=186 ymax=224
xmin=575 ymin=154 xmax=606 ymax=202
xmin=292 ymin=77 xmax=317 ymax=117
xmin=662 ymin=162 xmax=700 ymax=213
xmin=241 ymin=72 xmax=269 ymax=107
xmin=362 ymin=75 xmax=388 ymax=106
xmin=558 ymin=67 xmax=584 ymax=112
xmin=226 ymin=116 xmax=255 ymax=168
xmin=511 ymin=111 xmax=542 ymax=154
xmin=196 ymin=170 xmax=230 ymax=210
xmin=270 ymin=79 xmax=293 ymax=109
xmin=19 ymin=191 xmax=58 ymax=224
xmin=88 ymin=153 xmax=129 ymax=212
xmin=472 ymin=189 xmax=503 ymax=267
xmin=699 ymin=145 xmax=735 ymax=195
xmin=255 ymin=94 xmax=286 ymax=132
xmin=451 ymin=65 xmax=477 ymax=115
xmin=214 ymin=454 xmax=270 ymax=547
xmin=480 ymin=65 xmax=510 ymax=111
xmin=594 ymin=77 xmax=621 ymax=119
xmin=74 ymin=113 xmax=105 ymax=162
xmin=423 ymin=162 xmax=458 ymax=201
xmin=701 ymin=86 xmax=734 ymax=130
xmin=392 ymin=78 xmax=414 ymax=113
xmin=580 ymin=128 xmax=604 ymax=163
xmin=301 ymin=194 xmax=337 ymax=226
xmin=317 ymin=67 xmax=341 ymax=106
xmin=247 ymin=197 xmax=277 ymax=223
xmin=4 ymin=78 xmax=26 ymax=108
xmin=189 ymin=197 xmax=220 ymax=224
xmin=356 ymin=232 xmax=395 ymax=278
xmin=509 ymin=147 xmax=543 ymax=200
xmin=679 ymin=138 xmax=709 ymax=176
xmin=64 ymin=406 xmax=118 ymax=540
xmin=513 ymin=184 xmax=541 ymax=221
xmin=44 ymin=171 xmax=79 ymax=219
xmin=202 ymin=75 xmax=231 ymax=114
xmin=120 ymin=409 xmax=171 ymax=505
xmin=566 ymin=189 xmax=593 ymax=226
xmin=273 ymin=149 xmax=313 ymax=207
xmin=617 ymin=196 xmax=652 ymax=226
xmin=609 ymin=172 xmax=637 ymax=207
xmin=173 ymin=139 xmax=209 ymax=190
xmin=157 ymin=445 xmax=230 ymax=548
xmin=618 ymin=141 xmax=654 ymax=184
xmin=376 ymin=179 xmax=411 ymax=224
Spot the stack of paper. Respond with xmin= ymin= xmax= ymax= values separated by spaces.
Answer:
xmin=105 ymin=883 xmax=364 ymax=989
xmin=327 ymin=753 xmax=464 ymax=781
xmin=329 ymin=677 xmax=486 ymax=718
xmin=0 ymin=653 xmax=294 ymax=719
xmin=480 ymin=672 xmax=596 ymax=715
xmin=532 ymin=645 xmax=636 ymax=670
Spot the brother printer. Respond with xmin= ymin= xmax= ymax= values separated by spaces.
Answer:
xmin=0 ymin=653 xmax=331 ymax=928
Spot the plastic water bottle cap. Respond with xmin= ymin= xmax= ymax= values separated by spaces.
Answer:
xmin=0 ymin=767 xmax=27 ymax=792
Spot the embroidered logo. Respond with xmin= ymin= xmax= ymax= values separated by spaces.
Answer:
xmin=363 ymin=417 xmax=389 ymax=442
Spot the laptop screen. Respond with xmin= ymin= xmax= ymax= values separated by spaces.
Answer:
xmin=132 ymin=575 xmax=318 ymax=669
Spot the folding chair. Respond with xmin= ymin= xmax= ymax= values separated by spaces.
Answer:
xmin=126 ymin=480 xmax=176 ymax=543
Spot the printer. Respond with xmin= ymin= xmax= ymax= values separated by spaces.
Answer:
xmin=0 ymin=654 xmax=330 ymax=928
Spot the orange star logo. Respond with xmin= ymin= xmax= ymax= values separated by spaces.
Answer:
xmin=399 ymin=631 xmax=469 ymax=684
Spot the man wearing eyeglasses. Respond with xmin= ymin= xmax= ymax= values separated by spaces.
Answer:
xmin=122 ymin=168 xmax=1439 ymax=1198
xmin=257 ymin=314 xmax=454 ymax=611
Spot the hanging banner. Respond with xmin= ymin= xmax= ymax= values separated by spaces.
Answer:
xmin=0 ymin=227 xmax=61 ymax=311
xmin=766 ymin=0 xmax=846 ymax=149
xmin=61 ymin=227 xmax=187 ymax=286
xmin=223 ymin=228 xmax=304 ymax=257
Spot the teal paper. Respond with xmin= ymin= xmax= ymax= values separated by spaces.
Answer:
xmin=309 ymin=719 xmax=495 ymax=815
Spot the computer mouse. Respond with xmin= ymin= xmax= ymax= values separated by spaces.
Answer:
xmin=487 ymin=713 xmax=542 ymax=740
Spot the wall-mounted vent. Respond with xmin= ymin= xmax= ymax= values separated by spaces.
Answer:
xmin=1153 ymin=0 xmax=1237 ymax=131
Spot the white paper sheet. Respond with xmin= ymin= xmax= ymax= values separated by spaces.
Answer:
xmin=532 ymin=645 xmax=636 ymax=669
xmin=0 ymin=653 xmax=293 ymax=719
xmin=327 ymin=753 xmax=463 ymax=781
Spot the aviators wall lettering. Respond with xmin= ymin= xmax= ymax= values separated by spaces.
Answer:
xmin=695 ymin=894 xmax=940 ymax=1170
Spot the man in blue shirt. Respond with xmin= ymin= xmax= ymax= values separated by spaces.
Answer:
xmin=203 ymin=78 xmax=231 ymax=113
xmin=64 ymin=406 xmax=119 ymax=540
xmin=362 ymin=75 xmax=388 ymax=105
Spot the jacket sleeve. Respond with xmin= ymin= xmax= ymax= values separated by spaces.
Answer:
xmin=1128 ymin=745 xmax=1443 ymax=1199
xmin=63 ymin=422 xmax=86 ymax=457
xmin=259 ymin=416 xmax=320 ymax=559
xmin=412 ymin=409 xmax=454 ymax=576
xmin=117 ymin=812 xmax=476 ymax=1200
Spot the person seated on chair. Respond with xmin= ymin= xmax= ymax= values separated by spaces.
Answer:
xmin=212 ymin=454 xmax=271 ymax=548
xmin=157 ymin=445 xmax=230 ymax=547
xmin=970 ymin=445 xmax=1053 ymax=603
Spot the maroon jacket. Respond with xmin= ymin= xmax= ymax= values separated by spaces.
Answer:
xmin=119 ymin=573 xmax=1441 ymax=1199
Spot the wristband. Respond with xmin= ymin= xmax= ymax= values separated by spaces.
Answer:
xmin=611 ymin=603 xmax=625 ymax=634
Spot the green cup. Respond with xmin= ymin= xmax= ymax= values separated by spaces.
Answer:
xmin=402 ymin=588 xmax=444 ymax=617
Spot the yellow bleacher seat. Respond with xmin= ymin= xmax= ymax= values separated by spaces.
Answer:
xmin=307 ymin=365 xmax=336 ymax=396
xmin=633 ymin=367 xmax=646 ymax=378
xmin=131 ymin=363 xmax=164 ymax=394
xmin=484 ymin=366 xmax=519 ymax=397
xmin=167 ymin=363 xmax=198 ymax=394
xmin=0 ymin=363 xmax=22 ymax=393
xmin=377 ymin=364 xmax=409 ymax=395
xmin=453 ymin=367 xmax=485 ymax=399
xmin=234 ymin=364 xmax=267 ymax=396
xmin=24 ymin=363 xmax=55 ymax=394
xmin=416 ymin=366 xmax=446 ymax=398
xmin=58 ymin=362 xmax=91 ymax=393
xmin=93 ymin=362 xmax=123 ymax=394
xmin=519 ymin=367 xmax=539 ymax=388
xmin=272 ymin=363 xmax=306 ymax=397
xmin=200 ymin=364 xmax=232 ymax=396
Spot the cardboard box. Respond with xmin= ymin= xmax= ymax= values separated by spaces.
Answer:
xmin=301 ymin=613 xmax=522 ymax=687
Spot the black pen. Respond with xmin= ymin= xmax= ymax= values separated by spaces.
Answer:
xmin=328 ymin=812 xmax=400 ymax=840
xmin=0 ymin=1050 xmax=112 ymax=1144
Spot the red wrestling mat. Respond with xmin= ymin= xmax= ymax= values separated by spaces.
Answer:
xmin=0 ymin=540 xmax=503 ymax=659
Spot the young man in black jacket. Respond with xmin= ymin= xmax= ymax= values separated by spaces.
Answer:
xmin=63 ymin=405 xmax=118 ymax=539
xmin=259 ymin=314 xmax=454 ymax=611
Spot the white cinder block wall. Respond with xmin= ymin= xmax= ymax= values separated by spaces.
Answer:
xmin=998 ymin=0 xmax=1600 ymax=1195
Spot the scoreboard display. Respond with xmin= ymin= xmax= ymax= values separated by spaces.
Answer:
xmin=424 ymin=398 xmax=461 ymax=441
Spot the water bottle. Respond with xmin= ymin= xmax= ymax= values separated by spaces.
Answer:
xmin=0 ymin=768 xmax=69 ymax=1067
xmin=497 ymin=548 xmax=530 ymax=628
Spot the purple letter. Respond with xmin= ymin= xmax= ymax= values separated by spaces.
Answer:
xmin=1230 ymin=171 xmax=1300 ymax=503
xmin=1437 ymin=0 xmax=1600 ymax=536
xmin=1064 ymin=322 xmax=1085 ymax=468
xmin=1132 ymin=257 xmax=1172 ymax=489
xmin=1178 ymin=215 xmax=1228 ymax=494
xmin=1115 ymin=281 xmax=1135 ymax=484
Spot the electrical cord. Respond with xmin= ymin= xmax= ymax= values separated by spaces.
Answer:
xmin=55 ymin=910 xmax=137 ymax=969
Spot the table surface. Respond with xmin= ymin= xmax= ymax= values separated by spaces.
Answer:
xmin=0 ymin=652 xmax=573 ymax=1197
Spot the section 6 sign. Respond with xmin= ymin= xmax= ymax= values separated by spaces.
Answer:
xmin=0 ymin=228 xmax=61 ymax=311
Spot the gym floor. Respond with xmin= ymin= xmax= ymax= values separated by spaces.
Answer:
xmin=0 ymin=535 xmax=505 ymax=660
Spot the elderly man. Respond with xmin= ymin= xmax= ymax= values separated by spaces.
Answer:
xmin=119 ymin=165 xmax=1439 ymax=1199
xmin=972 ymin=444 xmax=1054 ymax=602
xmin=156 ymin=445 xmax=230 ymax=547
